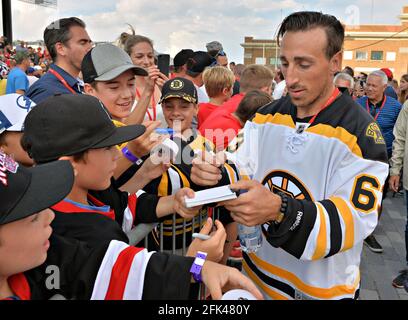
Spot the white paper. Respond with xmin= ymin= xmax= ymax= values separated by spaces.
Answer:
xmin=184 ymin=185 xmax=237 ymax=208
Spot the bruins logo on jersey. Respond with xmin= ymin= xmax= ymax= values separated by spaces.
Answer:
xmin=262 ymin=170 xmax=314 ymax=201
xmin=366 ymin=123 xmax=385 ymax=145
xmin=261 ymin=170 xmax=313 ymax=235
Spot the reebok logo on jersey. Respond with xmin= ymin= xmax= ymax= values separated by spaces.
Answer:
xmin=366 ymin=123 xmax=385 ymax=145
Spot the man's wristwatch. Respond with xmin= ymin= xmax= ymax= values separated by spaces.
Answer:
xmin=190 ymin=251 xmax=207 ymax=283
xmin=122 ymin=146 xmax=143 ymax=165
xmin=274 ymin=192 xmax=288 ymax=225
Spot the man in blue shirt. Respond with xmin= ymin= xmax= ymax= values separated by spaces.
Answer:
xmin=6 ymin=52 xmax=30 ymax=95
xmin=357 ymin=69 xmax=402 ymax=254
xmin=27 ymin=17 xmax=93 ymax=103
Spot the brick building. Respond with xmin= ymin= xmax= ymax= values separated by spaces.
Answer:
xmin=241 ymin=5 xmax=408 ymax=80
xmin=343 ymin=6 xmax=408 ymax=81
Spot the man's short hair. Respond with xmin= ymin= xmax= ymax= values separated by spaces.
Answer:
xmin=334 ymin=72 xmax=354 ymax=88
xmin=15 ymin=51 xmax=29 ymax=65
xmin=239 ymin=65 xmax=274 ymax=93
xmin=44 ymin=17 xmax=86 ymax=61
xmin=235 ymin=90 xmax=273 ymax=123
xmin=277 ymin=11 xmax=345 ymax=60
xmin=369 ymin=70 xmax=388 ymax=86
xmin=202 ymin=66 xmax=235 ymax=98
xmin=342 ymin=66 xmax=354 ymax=78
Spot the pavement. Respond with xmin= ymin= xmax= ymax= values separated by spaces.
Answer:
xmin=360 ymin=192 xmax=408 ymax=300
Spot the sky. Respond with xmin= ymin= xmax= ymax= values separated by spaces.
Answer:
xmin=4 ymin=0 xmax=408 ymax=63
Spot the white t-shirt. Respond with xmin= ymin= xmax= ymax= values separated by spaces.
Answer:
xmin=273 ymin=80 xmax=286 ymax=100
xmin=195 ymin=84 xmax=209 ymax=104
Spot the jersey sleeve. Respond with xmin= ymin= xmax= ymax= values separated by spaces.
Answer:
xmin=265 ymin=138 xmax=389 ymax=261
xmin=28 ymin=235 xmax=195 ymax=300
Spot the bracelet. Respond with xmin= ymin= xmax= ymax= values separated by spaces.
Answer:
xmin=122 ymin=146 xmax=143 ymax=165
xmin=274 ymin=192 xmax=288 ymax=225
xmin=190 ymin=251 xmax=207 ymax=283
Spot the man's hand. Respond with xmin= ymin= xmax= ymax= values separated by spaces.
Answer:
xmin=201 ymin=261 xmax=264 ymax=300
xmin=173 ymin=188 xmax=202 ymax=219
xmin=389 ymin=175 xmax=401 ymax=193
xmin=191 ymin=151 xmax=226 ymax=186
xmin=220 ymin=180 xmax=282 ymax=226
xmin=187 ymin=218 xmax=226 ymax=263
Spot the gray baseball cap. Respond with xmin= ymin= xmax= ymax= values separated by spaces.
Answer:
xmin=81 ymin=43 xmax=148 ymax=83
xmin=206 ymin=41 xmax=223 ymax=53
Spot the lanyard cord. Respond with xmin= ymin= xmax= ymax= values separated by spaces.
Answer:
xmin=48 ymin=68 xmax=77 ymax=94
xmin=366 ymin=96 xmax=387 ymax=121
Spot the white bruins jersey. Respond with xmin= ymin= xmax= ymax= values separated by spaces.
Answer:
xmin=227 ymin=93 xmax=389 ymax=300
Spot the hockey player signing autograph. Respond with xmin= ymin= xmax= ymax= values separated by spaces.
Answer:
xmin=190 ymin=11 xmax=389 ymax=300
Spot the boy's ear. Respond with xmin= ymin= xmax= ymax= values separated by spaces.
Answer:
xmin=84 ymin=83 xmax=96 ymax=96
xmin=59 ymin=156 xmax=78 ymax=176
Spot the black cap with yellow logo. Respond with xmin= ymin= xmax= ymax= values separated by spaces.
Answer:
xmin=159 ymin=77 xmax=198 ymax=104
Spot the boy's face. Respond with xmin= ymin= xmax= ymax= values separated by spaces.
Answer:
xmin=162 ymin=98 xmax=197 ymax=133
xmin=73 ymin=146 xmax=120 ymax=191
xmin=0 ymin=132 xmax=34 ymax=167
xmin=85 ymin=70 xmax=136 ymax=121
xmin=0 ymin=209 xmax=54 ymax=277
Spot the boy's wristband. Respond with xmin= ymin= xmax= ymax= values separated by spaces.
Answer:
xmin=122 ymin=146 xmax=143 ymax=165
xmin=190 ymin=251 xmax=207 ymax=283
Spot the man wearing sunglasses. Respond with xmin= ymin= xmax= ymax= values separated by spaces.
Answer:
xmin=206 ymin=41 xmax=229 ymax=68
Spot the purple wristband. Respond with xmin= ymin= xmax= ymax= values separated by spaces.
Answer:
xmin=122 ymin=146 xmax=143 ymax=165
xmin=190 ymin=251 xmax=207 ymax=283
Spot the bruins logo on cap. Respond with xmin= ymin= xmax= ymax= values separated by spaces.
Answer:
xmin=170 ymin=79 xmax=184 ymax=90
xmin=366 ymin=122 xmax=385 ymax=144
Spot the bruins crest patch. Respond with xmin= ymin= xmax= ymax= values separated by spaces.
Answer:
xmin=366 ymin=123 xmax=385 ymax=144
xmin=170 ymin=79 xmax=184 ymax=90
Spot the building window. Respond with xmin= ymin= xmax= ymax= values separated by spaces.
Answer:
xmin=386 ymin=52 xmax=396 ymax=61
xmin=244 ymin=53 xmax=252 ymax=59
xmin=356 ymin=51 xmax=367 ymax=61
xmin=371 ymin=51 xmax=383 ymax=61
xmin=270 ymin=57 xmax=279 ymax=65
xmin=343 ymin=51 xmax=353 ymax=60
xmin=255 ymin=57 xmax=266 ymax=65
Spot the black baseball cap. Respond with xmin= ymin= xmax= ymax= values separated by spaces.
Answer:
xmin=173 ymin=49 xmax=194 ymax=68
xmin=0 ymin=153 xmax=74 ymax=225
xmin=159 ymin=77 xmax=198 ymax=104
xmin=186 ymin=51 xmax=216 ymax=75
xmin=82 ymin=43 xmax=148 ymax=84
xmin=23 ymin=94 xmax=146 ymax=163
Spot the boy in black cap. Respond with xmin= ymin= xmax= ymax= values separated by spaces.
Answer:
xmin=0 ymin=152 xmax=263 ymax=300
xmin=21 ymin=94 xmax=226 ymax=263
xmin=0 ymin=154 xmax=74 ymax=300
xmin=143 ymin=78 xmax=238 ymax=263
